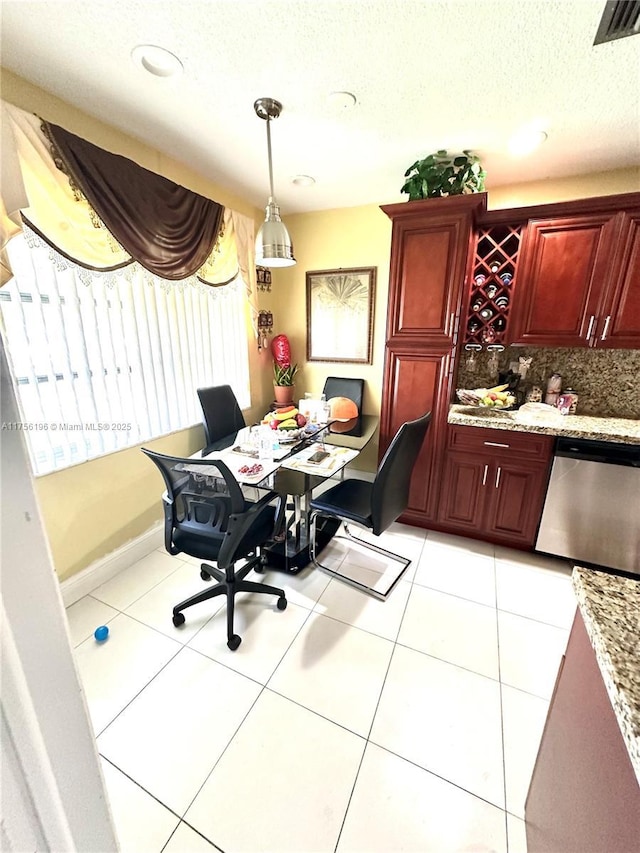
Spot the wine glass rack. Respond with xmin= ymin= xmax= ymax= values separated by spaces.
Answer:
xmin=463 ymin=224 xmax=523 ymax=345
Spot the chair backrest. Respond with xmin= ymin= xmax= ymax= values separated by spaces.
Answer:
xmin=142 ymin=448 xmax=255 ymax=566
xmin=322 ymin=377 xmax=365 ymax=414
xmin=370 ymin=412 xmax=432 ymax=535
xmin=197 ymin=384 xmax=246 ymax=448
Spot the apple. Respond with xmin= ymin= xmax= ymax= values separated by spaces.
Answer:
xmin=269 ymin=419 xmax=279 ymax=430
xmin=295 ymin=413 xmax=307 ymax=428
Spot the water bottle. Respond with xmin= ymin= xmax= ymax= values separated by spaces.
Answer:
xmin=259 ymin=425 xmax=275 ymax=460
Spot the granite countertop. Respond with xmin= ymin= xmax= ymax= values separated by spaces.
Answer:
xmin=572 ymin=567 xmax=640 ymax=786
xmin=449 ymin=404 xmax=640 ymax=444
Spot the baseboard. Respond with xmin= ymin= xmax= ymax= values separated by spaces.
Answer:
xmin=60 ymin=523 xmax=164 ymax=607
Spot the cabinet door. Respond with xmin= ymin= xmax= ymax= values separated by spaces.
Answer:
xmin=598 ymin=211 xmax=640 ymax=348
xmin=486 ymin=460 xmax=550 ymax=547
xmin=510 ymin=214 xmax=619 ymax=347
xmin=383 ymin=197 xmax=484 ymax=348
xmin=381 ymin=348 xmax=451 ymax=524
xmin=437 ymin=452 xmax=487 ymax=533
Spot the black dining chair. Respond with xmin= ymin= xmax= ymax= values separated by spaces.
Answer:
xmin=142 ymin=448 xmax=287 ymax=650
xmin=309 ymin=412 xmax=432 ymax=599
xmin=197 ymin=384 xmax=246 ymax=452
xmin=322 ymin=376 xmax=365 ymax=414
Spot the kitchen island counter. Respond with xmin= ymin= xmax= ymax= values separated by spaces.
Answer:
xmin=572 ymin=566 xmax=640 ymax=785
xmin=525 ymin=566 xmax=640 ymax=852
xmin=449 ymin=404 xmax=640 ymax=444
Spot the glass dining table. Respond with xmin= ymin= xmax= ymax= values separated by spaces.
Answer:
xmin=197 ymin=414 xmax=378 ymax=573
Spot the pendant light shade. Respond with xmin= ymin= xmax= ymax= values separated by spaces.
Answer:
xmin=254 ymin=98 xmax=296 ymax=268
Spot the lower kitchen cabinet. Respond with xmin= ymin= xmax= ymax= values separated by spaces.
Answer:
xmin=437 ymin=425 xmax=553 ymax=547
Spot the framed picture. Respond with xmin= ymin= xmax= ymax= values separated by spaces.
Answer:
xmin=306 ymin=267 xmax=376 ymax=363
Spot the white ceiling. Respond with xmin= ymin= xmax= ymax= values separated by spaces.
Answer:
xmin=1 ymin=0 xmax=639 ymax=214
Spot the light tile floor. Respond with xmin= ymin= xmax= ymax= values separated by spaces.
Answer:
xmin=66 ymin=526 xmax=574 ymax=852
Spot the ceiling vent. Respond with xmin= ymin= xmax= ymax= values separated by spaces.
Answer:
xmin=594 ymin=0 xmax=640 ymax=44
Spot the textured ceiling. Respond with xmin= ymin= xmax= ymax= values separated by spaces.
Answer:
xmin=1 ymin=0 xmax=639 ymax=213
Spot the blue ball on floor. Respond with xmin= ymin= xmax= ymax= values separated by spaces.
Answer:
xmin=94 ymin=625 xmax=109 ymax=642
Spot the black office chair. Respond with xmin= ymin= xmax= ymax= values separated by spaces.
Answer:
xmin=322 ymin=376 xmax=365 ymax=414
xmin=309 ymin=412 xmax=432 ymax=599
xmin=142 ymin=448 xmax=287 ymax=650
xmin=197 ymin=384 xmax=246 ymax=451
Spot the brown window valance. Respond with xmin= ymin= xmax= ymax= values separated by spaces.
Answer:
xmin=43 ymin=121 xmax=224 ymax=280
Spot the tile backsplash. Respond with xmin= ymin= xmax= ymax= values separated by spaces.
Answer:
xmin=456 ymin=347 xmax=640 ymax=420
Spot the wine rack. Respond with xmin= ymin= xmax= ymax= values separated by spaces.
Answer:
xmin=464 ymin=224 xmax=523 ymax=345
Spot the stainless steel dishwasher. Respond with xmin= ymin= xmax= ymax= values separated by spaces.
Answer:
xmin=536 ymin=437 xmax=640 ymax=578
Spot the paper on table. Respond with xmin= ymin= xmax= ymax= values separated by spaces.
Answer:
xmin=280 ymin=445 xmax=359 ymax=475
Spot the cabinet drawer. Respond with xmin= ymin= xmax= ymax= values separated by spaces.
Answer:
xmin=448 ymin=425 xmax=554 ymax=460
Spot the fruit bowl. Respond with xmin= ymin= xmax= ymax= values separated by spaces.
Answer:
xmin=276 ymin=428 xmax=302 ymax=444
xmin=456 ymin=385 xmax=517 ymax=410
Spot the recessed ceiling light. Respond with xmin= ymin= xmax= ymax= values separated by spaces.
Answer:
xmin=327 ymin=91 xmax=357 ymax=110
xmin=508 ymin=129 xmax=548 ymax=157
xmin=131 ymin=45 xmax=184 ymax=78
xmin=292 ymin=175 xmax=316 ymax=186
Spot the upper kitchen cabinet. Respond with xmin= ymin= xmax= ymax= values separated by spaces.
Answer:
xmin=509 ymin=194 xmax=640 ymax=349
xmin=601 ymin=210 xmax=640 ymax=348
xmin=382 ymin=196 xmax=487 ymax=349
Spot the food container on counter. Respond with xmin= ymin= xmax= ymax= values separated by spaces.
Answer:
xmin=557 ymin=388 xmax=579 ymax=415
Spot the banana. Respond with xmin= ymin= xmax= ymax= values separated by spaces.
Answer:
xmin=271 ymin=407 xmax=299 ymax=422
xmin=486 ymin=383 xmax=509 ymax=394
xmin=278 ymin=418 xmax=298 ymax=430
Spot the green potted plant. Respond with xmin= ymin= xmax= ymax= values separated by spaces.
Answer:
xmin=401 ymin=149 xmax=486 ymax=200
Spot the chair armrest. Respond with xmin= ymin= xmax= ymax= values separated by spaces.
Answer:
xmin=161 ymin=492 xmax=182 ymax=556
xmin=219 ymin=490 xmax=283 ymax=566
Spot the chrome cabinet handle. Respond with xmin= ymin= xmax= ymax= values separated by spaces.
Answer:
xmin=495 ymin=466 xmax=502 ymax=489
xmin=484 ymin=441 xmax=510 ymax=448
xmin=586 ymin=315 xmax=596 ymax=340
xmin=601 ymin=315 xmax=611 ymax=341
xmin=482 ymin=464 xmax=488 ymax=486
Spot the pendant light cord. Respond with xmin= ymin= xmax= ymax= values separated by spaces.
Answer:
xmin=265 ymin=116 xmax=275 ymax=200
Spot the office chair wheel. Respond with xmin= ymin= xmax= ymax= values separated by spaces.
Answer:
xmin=277 ymin=596 xmax=287 ymax=611
xmin=227 ymin=634 xmax=242 ymax=651
xmin=200 ymin=568 xmax=211 ymax=581
xmin=172 ymin=612 xmax=186 ymax=627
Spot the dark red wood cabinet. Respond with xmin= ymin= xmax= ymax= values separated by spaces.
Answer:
xmin=380 ymin=195 xmax=486 ymax=525
xmin=604 ymin=210 xmax=640 ymax=348
xmin=509 ymin=202 xmax=640 ymax=348
xmin=437 ymin=426 xmax=553 ymax=547
xmin=379 ymin=191 xmax=639 ymax=539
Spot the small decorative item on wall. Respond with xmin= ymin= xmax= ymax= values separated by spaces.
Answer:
xmin=257 ymin=310 xmax=274 ymax=351
xmin=256 ymin=266 xmax=272 ymax=292
xmin=306 ymin=267 xmax=376 ymax=363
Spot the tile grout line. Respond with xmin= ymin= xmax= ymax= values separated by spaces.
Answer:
xmin=494 ymin=549 xmax=512 ymax=852
xmin=169 ymin=602 xmax=317 ymax=847
xmin=332 ymin=548 xmax=418 ymax=852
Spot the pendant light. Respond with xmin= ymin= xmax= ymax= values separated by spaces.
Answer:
xmin=254 ymin=98 xmax=296 ymax=268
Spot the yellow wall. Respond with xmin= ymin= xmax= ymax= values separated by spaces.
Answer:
xmin=3 ymin=67 xmax=639 ymax=581
xmin=271 ymin=205 xmax=392 ymax=472
xmin=486 ymin=167 xmax=640 ymax=210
